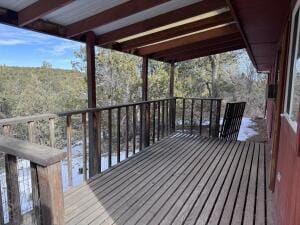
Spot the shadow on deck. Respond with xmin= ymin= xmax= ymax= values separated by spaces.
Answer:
xmin=64 ymin=133 xmax=275 ymax=225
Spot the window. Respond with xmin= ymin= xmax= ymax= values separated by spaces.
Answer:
xmin=285 ymin=1 xmax=300 ymax=126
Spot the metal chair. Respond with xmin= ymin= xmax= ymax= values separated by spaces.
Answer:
xmin=220 ymin=102 xmax=246 ymax=141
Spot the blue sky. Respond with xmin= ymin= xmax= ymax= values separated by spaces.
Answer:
xmin=0 ymin=23 xmax=254 ymax=73
xmin=0 ymin=24 xmax=84 ymax=70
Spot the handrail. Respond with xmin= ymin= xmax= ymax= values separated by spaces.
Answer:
xmin=0 ymin=97 xmax=222 ymax=123
xmin=0 ymin=113 xmax=57 ymax=126
xmin=176 ymin=97 xmax=222 ymax=101
xmin=0 ymin=135 xmax=65 ymax=167
xmin=58 ymin=97 xmax=176 ymax=116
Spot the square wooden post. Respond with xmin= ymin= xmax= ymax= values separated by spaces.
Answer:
xmin=37 ymin=162 xmax=64 ymax=225
xmin=142 ymin=56 xmax=150 ymax=147
xmin=169 ymin=63 xmax=176 ymax=133
xmin=142 ymin=56 xmax=148 ymax=102
xmin=86 ymin=31 xmax=99 ymax=177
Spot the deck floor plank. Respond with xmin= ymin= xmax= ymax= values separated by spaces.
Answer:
xmin=108 ymin=137 xmax=220 ymax=225
xmin=133 ymin=140 xmax=228 ymax=225
xmin=146 ymin=141 xmax=230 ymax=225
xmin=64 ymin=133 xmax=274 ymax=225
xmin=65 ymin=134 xmax=195 ymax=219
xmin=89 ymin=136 xmax=215 ymax=225
xmin=67 ymin=135 xmax=207 ymax=224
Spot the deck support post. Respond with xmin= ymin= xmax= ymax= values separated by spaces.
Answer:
xmin=142 ymin=56 xmax=150 ymax=148
xmin=169 ymin=63 xmax=176 ymax=133
xmin=37 ymin=162 xmax=65 ymax=225
xmin=86 ymin=31 xmax=99 ymax=177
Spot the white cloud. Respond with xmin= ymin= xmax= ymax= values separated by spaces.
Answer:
xmin=0 ymin=39 xmax=27 ymax=45
xmin=51 ymin=41 xmax=83 ymax=56
xmin=0 ymin=24 xmax=83 ymax=56
xmin=0 ymin=24 xmax=52 ymax=46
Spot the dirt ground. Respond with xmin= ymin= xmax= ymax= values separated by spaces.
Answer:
xmin=245 ymin=117 xmax=268 ymax=143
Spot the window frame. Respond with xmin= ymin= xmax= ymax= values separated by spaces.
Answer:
xmin=284 ymin=0 xmax=300 ymax=131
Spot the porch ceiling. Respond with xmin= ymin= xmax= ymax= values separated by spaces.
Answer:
xmin=0 ymin=0 xmax=288 ymax=69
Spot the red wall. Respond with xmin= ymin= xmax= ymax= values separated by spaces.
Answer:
xmin=275 ymin=116 xmax=300 ymax=225
xmin=266 ymin=99 xmax=275 ymax=140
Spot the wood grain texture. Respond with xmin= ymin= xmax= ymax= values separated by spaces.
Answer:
xmin=0 ymin=136 xmax=65 ymax=167
xmin=64 ymin=134 xmax=274 ymax=225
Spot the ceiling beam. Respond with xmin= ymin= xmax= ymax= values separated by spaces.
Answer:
xmin=225 ymin=0 xmax=258 ymax=69
xmin=120 ymin=11 xmax=233 ymax=51
xmin=168 ymin=40 xmax=245 ymax=60
xmin=0 ymin=7 xmax=69 ymax=38
xmin=0 ymin=7 xmax=18 ymax=25
xmin=66 ymin=0 xmax=171 ymax=38
xmin=153 ymin=33 xmax=243 ymax=60
xmin=137 ymin=23 xmax=239 ymax=56
xmin=18 ymin=0 xmax=75 ymax=26
xmin=97 ymin=0 xmax=227 ymax=45
xmin=169 ymin=43 xmax=245 ymax=62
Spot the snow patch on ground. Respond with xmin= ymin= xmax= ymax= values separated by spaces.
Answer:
xmin=237 ymin=118 xmax=258 ymax=141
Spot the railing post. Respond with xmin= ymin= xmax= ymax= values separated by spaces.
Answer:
xmin=169 ymin=63 xmax=176 ymax=133
xmin=0 ymin=135 xmax=66 ymax=225
xmin=213 ymin=99 xmax=222 ymax=138
xmin=36 ymin=162 xmax=64 ymax=225
xmin=86 ymin=31 xmax=99 ymax=178
xmin=5 ymin=155 xmax=21 ymax=225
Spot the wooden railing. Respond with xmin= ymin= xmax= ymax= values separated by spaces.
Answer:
xmin=58 ymin=97 xmax=177 ymax=181
xmin=0 ymin=136 xmax=65 ymax=225
xmin=0 ymin=97 xmax=222 ymax=224
xmin=0 ymin=97 xmax=222 ymax=190
xmin=176 ymin=97 xmax=222 ymax=137
xmin=0 ymin=114 xmax=58 ymax=148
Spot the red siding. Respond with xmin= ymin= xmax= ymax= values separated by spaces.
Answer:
xmin=275 ymin=116 xmax=300 ymax=225
xmin=266 ymin=99 xmax=274 ymax=139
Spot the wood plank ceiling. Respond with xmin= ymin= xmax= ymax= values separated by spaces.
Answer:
xmin=0 ymin=0 xmax=251 ymax=65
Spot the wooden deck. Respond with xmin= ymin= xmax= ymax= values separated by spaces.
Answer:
xmin=64 ymin=133 xmax=274 ymax=225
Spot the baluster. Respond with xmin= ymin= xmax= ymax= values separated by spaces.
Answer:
xmin=190 ymin=99 xmax=194 ymax=134
xmin=49 ymin=118 xmax=56 ymax=148
xmin=209 ymin=100 xmax=213 ymax=137
xmin=182 ymin=98 xmax=185 ymax=132
xmin=166 ymin=100 xmax=169 ymax=135
xmin=27 ymin=121 xmax=35 ymax=143
xmin=132 ymin=105 xmax=136 ymax=154
xmin=200 ymin=99 xmax=203 ymax=135
xmin=96 ymin=111 xmax=101 ymax=172
xmin=152 ymin=102 xmax=156 ymax=144
xmin=117 ymin=108 xmax=121 ymax=163
xmin=126 ymin=106 xmax=129 ymax=158
xmin=108 ymin=109 xmax=112 ymax=168
xmin=170 ymin=98 xmax=177 ymax=133
xmin=81 ymin=113 xmax=88 ymax=180
xmin=144 ymin=103 xmax=150 ymax=147
xmin=162 ymin=101 xmax=165 ymax=138
xmin=139 ymin=104 xmax=143 ymax=151
xmin=3 ymin=125 xmax=11 ymax=137
xmin=66 ymin=115 xmax=73 ymax=188
xmin=5 ymin=154 xmax=21 ymax=225
xmin=157 ymin=101 xmax=161 ymax=141
xmin=214 ymin=100 xmax=222 ymax=138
